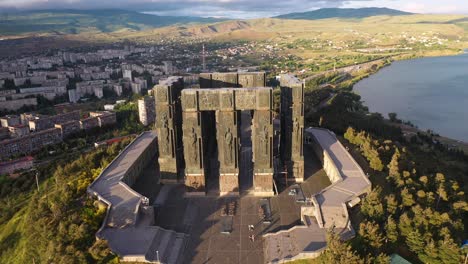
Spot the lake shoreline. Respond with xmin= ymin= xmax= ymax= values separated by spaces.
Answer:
xmin=353 ymin=52 xmax=468 ymax=151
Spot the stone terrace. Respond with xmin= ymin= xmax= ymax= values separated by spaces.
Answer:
xmin=263 ymin=128 xmax=371 ymax=263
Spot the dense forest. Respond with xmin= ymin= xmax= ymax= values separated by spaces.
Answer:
xmin=0 ymin=139 xmax=131 ymax=263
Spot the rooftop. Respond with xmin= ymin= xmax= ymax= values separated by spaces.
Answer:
xmin=88 ymin=131 xmax=156 ymax=228
xmin=306 ymin=128 xmax=371 ymax=228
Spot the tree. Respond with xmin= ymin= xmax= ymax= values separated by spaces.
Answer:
xmin=388 ymin=112 xmax=398 ymax=122
xmin=361 ymin=140 xmax=384 ymax=171
xmin=317 ymin=231 xmax=364 ymax=264
xmin=436 ymin=184 xmax=448 ymax=209
xmin=358 ymin=221 xmax=384 ymax=250
xmin=419 ymin=238 xmax=439 ymax=264
xmin=398 ymin=212 xmax=413 ymax=237
xmin=89 ymin=239 xmax=112 ymax=260
xmin=435 ymin=173 xmax=446 ymax=184
xmin=419 ymin=176 xmax=429 ymax=186
xmin=387 ymin=149 xmax=401 ymax=184
xmin=437 ymin=231 xmax=462 ymax=264
xmin=401 ymin=187 xmax=415 ymax=207
xmin=385 ymin=194 xmax=398 ymax=215
xmin=406 ymin=230 xmax=424 ymax=254
xmin=385 ymin=216 xmax=398 ymax=243
xmin=344 ymin=127 xmax=357 ymax=144
xmin=361 ymin=187 xmax=384 ymax=221
xmin=452 ymin=201 xmax=468 ymax=212
xmin=373 ymin=253 xmax=391 ymax=264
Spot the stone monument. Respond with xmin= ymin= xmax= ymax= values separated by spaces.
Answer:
xmin=181 ymin=87 xmax=273 ymax=196
xmin=154 ymin=77 xmax=184 ymax=183
xmin=280 ymin=74 xmax=305 ymax=182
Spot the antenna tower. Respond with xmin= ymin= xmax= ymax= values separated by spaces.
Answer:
xmin=202 ymin=44 xmax=206 ymax=71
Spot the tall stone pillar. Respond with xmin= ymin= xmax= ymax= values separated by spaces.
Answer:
xmin=154 ymin=77 xmax=184 ymax=183
xmin=252 ymin=88 xmax=274 ymax=196
xmin=216 ymin=90 xmax=240 ymax=195
xmin=181 ymin=90 xmax=205 ymax=195
xmin=280 ymin=74 xmax=304 ymax=182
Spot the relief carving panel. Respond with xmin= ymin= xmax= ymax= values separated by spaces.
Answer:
xmin=235 ymin=89 xmax=256 ymax=110
xmin=198 ymin=90 xmax=220 ymax=111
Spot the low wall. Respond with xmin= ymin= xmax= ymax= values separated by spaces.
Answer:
xmin=122 ymin=138 xmax=158 ymax=187
xmin=121 ymin=255 xmax=147 ymax=262
xmin=307 ymin=132 xmax=342 ymax=184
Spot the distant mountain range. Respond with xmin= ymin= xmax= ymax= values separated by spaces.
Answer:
xmin=275 ymin=7 xmax=412 ymax=20
xmin=0 ymin=9 xmax=226 ymax=35
xmin=0 ymin=7 xmax=419 ymax=36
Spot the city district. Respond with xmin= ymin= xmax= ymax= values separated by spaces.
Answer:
xmin=86 ymin=72 xmax=371 ymax=263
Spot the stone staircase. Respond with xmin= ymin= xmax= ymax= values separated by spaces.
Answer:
xmin=145 ymin=227 xmax=189 ymax=264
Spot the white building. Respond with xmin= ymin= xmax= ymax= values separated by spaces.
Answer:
xmin=94 ymin=87 xmax=104 ymax=99
xmin=68 ymin=89 xmax=79 ymax=103
xmin=134 ymin=77 xmax=148 ymax=90
xmin=131 ymin=82 xmax=142 ymax=94
xmin=113 ymin=85 xmax=123 ymax=96
xmin=123 ymin=69 xmax=132 ymax=81
xmin=163 ymin=61 xmax=174 ymax=75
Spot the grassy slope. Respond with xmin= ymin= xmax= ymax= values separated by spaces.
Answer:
xmin=99 ymin=14 xmax=466 ymax=43
xmin=0 ymin=9 xmax=225 ymax=35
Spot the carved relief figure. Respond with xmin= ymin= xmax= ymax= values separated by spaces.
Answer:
xmin=201 ymin=93 xmax=211 ymax=108
xmin=160 ymin=112 xmax=170 ymax=155
xmin=259 ymin=125 xmax=269 ymax=156
xmin=224 ymin=128 xmax=233 ymax=165
xmin=158 ymin=88 xmax=168 ymax=103
xmin=246 ymin=94 xmax=255 ymax=107
xmin=293 ymin=117 xmax=300 ymax=142
xmin=189 ymin=127 xmax=198 ymax=165
xmin=225 ymin=94 xmax=233 ymax=108
xmin=184 ymin=93 xmax=197 ymax=109
xmin=293 ymin=117 xmax=302 ymax=153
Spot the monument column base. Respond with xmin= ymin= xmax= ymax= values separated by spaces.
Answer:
xmin=185 ymin=174 xmax=206 ymax=196
xmin=219 ymin=173 xmax=240 ymax=196
xmin=287 ymin=160 xmax=304 ymax=183
xmin=253 ymin=172 xmax=274 ymax=197
xmin=159 ymin=158 xmax=180 ymax=184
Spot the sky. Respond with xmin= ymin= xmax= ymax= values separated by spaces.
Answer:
xmin=0 ymin=0 xmax=467 ymax=18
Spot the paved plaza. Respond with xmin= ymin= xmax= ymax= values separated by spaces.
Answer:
xmin=135 ymin=143 xmax=330 ymax=264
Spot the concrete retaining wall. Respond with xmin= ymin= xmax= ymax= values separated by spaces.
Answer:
xmin=122 ymin=138 xmax=158 ymax=187
xmin=307 ymin=132 xmax=342 ymax=184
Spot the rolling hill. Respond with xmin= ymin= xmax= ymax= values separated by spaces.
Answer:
xmin=0 ymin=9 xmax=226 ymax=35
xmin=275 ymin=7 xmax=412 ymax=20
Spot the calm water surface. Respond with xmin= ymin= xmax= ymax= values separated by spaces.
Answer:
xmin=354 ymin=54 xmax=468 ymax=142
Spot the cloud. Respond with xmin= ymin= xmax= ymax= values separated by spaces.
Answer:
xmin=0 ymin=0 xmax=370 ymax=18
xmin=2 ymin=0 xmax=466 ymax=17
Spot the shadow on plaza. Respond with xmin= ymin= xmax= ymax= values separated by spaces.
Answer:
xmin=130 ymin=142 xmax=330 ymax=264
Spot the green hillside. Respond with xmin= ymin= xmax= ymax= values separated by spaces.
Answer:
xmin=275 ymin=7 xmax=412 ymax=20
xmin=0 ymin=9 xmax=225 ymax=35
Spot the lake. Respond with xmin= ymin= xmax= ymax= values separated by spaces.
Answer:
xmin=354 ymin=54 xmax=468 ymax=142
